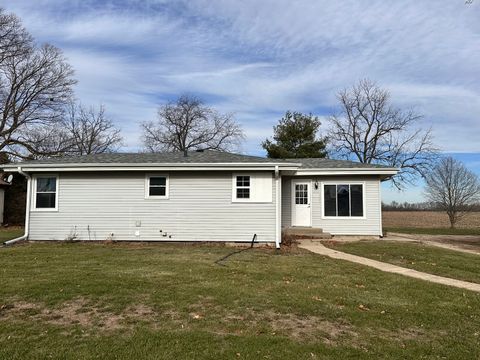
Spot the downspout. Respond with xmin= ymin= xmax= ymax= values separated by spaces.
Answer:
xmin=378 ymin=176 xmax=383 ymax=238
xmin=275 ymin=165 xmax=281 ymax=249
xmin=4 ymin=167 xmax=31 ymax=246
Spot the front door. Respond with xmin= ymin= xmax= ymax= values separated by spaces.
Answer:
xmin=292 ymin=181 xmax=311 ymax=227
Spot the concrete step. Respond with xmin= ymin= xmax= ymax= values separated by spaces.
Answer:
xmin=295 ymin=233 xmax=332 ymax=240
xmin=284 ymin=226 xmax=324 ymax=235
xmin=283 ymin=227 xmax=332 ymax=240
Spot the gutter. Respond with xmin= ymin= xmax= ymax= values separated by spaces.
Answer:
xmin=2 ymin=161 xmax=303 ymax=170
xmin=3 ymin=167 xmax=31 ymax=246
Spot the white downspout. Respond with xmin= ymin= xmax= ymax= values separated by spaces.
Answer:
xmin=378 ymin=177 xmax=383 ymax=238
xmin=4 ymin=167 xmax=31 ymax=246
xmin=275 ymin=165 xmax=281 ymax=249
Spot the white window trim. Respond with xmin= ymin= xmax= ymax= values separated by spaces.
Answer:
xmin=145 ymin=173 xmax=169 ymax=199
xmin=232 ymin=174 xmax=251 ymax=202
xmin=321 ymin=181 xmax=366 ymax=219
xmin=32 ymin=174 xmax=59 ymax=212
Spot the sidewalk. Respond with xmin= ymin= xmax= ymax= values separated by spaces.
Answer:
xmin=299 ymin=242 xmax=480 ymax=293
xmin=385 ymin=232 xmax=480 ymax=256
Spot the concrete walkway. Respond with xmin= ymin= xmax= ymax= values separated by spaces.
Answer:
xmin=299 ymin=242 xmax=480 ymax=293
xmin=385 ymin=232 xmax=480 ymax=256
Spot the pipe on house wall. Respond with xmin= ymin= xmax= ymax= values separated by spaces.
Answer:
xmin=3 ymin=167 xmax=31 ymax=246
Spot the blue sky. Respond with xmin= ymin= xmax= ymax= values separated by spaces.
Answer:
xmin=3 ymin=0 xmax=480 ymax=202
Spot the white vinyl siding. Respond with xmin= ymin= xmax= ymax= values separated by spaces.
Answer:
xmin=281 ymin=176 xmax=382 ymax=236
xmin=28 ymin=171 xmax=276 ymax=242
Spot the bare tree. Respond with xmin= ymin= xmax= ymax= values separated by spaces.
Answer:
xmin=424 ymin=157 xmax=480 ymax=228
xmin=20 ymin=102 xmax=123 ymax=157
xmin=63 ymin=103 xmax=123 ymax=155
xmin=329 ymin=79 xmax=437 ymax=188
xmin=142 ymin=95 xmax=244 ymax=153
xmin=0 ymin=9 xmax=31 ymax=65
xmin=0 ymin=9 xmax=76 ymax=159
xmin=15 ymin=125 xmax=72 ymax=158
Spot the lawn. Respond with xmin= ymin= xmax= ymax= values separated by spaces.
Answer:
xmin=0 ymin=227 xmax=24 ymax=242
xmin=324 ymin=240 xmax=480 ymax=284
xmin=1 ymin=243 xmax=480 ymax=359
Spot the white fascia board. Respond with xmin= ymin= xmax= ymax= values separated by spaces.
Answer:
xmin=3 ymin=163 xmax=300 ymax=172
xmin=293 ymin=168 xmax=399 ymax=176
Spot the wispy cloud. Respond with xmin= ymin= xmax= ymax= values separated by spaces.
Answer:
xmin=3 ymin=0 xmax=480 ymax=159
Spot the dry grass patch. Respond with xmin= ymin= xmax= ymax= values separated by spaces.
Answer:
xmin=383 ymin=211 xmax=480 ymax=229
xmin=0 ymin=297 xmax=360 ymax=345
xmin=0 ymin=298 xmax=157 ymax=332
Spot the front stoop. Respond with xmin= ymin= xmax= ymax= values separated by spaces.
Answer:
xmin=283 ymin=227 xmax=332 ymax=240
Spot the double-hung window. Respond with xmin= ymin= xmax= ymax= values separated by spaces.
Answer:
xmin=235 ymin=175 xmax=250 ymax=199
xmin=146 ymin=175 xmax=169 ymax=198
xmin=324 ymin=184 xmax=364 ymax=217
xmin=34 ymin=176 xmax=58 ymax=210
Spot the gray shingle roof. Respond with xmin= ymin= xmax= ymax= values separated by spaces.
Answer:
xmin=13 ymin=150 xmax=281 ymax=165
xmin=7 ymin=150 xmax=392 ymax=169
xmin=285 ymin=158 xmax=389 ymax=169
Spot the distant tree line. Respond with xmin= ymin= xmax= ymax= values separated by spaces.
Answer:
xmin=382 ymin=201 xmax=480 ymax=212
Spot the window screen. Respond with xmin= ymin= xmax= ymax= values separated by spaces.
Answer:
xmin=36 ymin=177 xmax=57 ymax=209
xmin=350 ymin=185 xmax=363 ymax=216
xmin=149 ymin=176 xmax=167 ymax=197
xmin=337 ymin=184 xmax=350 ymax=216
xmin=324 ymin=185 xmax=336 ymax=216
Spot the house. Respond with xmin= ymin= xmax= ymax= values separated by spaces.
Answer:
xmin=2 ymin=150 xmax=398 ymax=247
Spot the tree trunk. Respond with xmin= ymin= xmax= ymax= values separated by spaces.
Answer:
xmin=447 ymin=212 xmax=456 ymax=229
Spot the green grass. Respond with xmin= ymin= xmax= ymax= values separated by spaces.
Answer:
xmin=1 ymin=243 xmax=480 ymax=359
xmin=0 ymin=228 xmax=24 ymax=242
xmin=385 ymin=227 xmax=480 ymax=235
xmin=325 ymin=240 xmax=480 ymax=284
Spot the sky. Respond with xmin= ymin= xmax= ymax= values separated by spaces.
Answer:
xmin=3 ymin=0 xmax=480 ymax=203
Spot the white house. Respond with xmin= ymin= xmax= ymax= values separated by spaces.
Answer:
xmin=3 ymin=150 xmax=398 ymax=248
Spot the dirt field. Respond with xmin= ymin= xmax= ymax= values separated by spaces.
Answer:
xmin=383 ymin=211 xmax=480 ymax=229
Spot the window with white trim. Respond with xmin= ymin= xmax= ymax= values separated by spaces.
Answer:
xmin=324 ymin=184 xmax=363 ymax=217
xmin=235 ymin=175 xmax=250 ymax=199
xmin=35 ymin=176 xmax=58 ymax=209
xmin=147 ymin=175 xmax=168 ymax=198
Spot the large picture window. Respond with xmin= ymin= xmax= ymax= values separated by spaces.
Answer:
xmin=323 ymin=184 xmax=363 ymax=217
xmin=34 ymin=176 xmax=58 ymax=210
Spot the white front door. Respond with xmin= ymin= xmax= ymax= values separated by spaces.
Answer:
xmin=292 ymin=181 xmax=311 ymax=227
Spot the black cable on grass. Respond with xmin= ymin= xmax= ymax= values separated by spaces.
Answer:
xmin=215 ymin=234 xmax=257 ymax=266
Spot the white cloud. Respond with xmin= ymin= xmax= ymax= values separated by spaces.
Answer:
xmin=3 ymin=0 xmax=480 ymax=159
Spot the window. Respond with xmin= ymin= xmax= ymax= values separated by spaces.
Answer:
xmin=295 ymin=184 xmax=308 ymax=204
xmin=235 ymin=175 xmax=250 ymax=199
xmin=34 ymin=176 xmax=57 ymax=210
xmin=146 ymin=175 xmax=169 ymax=198
xmin=323 ymin=184 xmax=363 ymax=217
